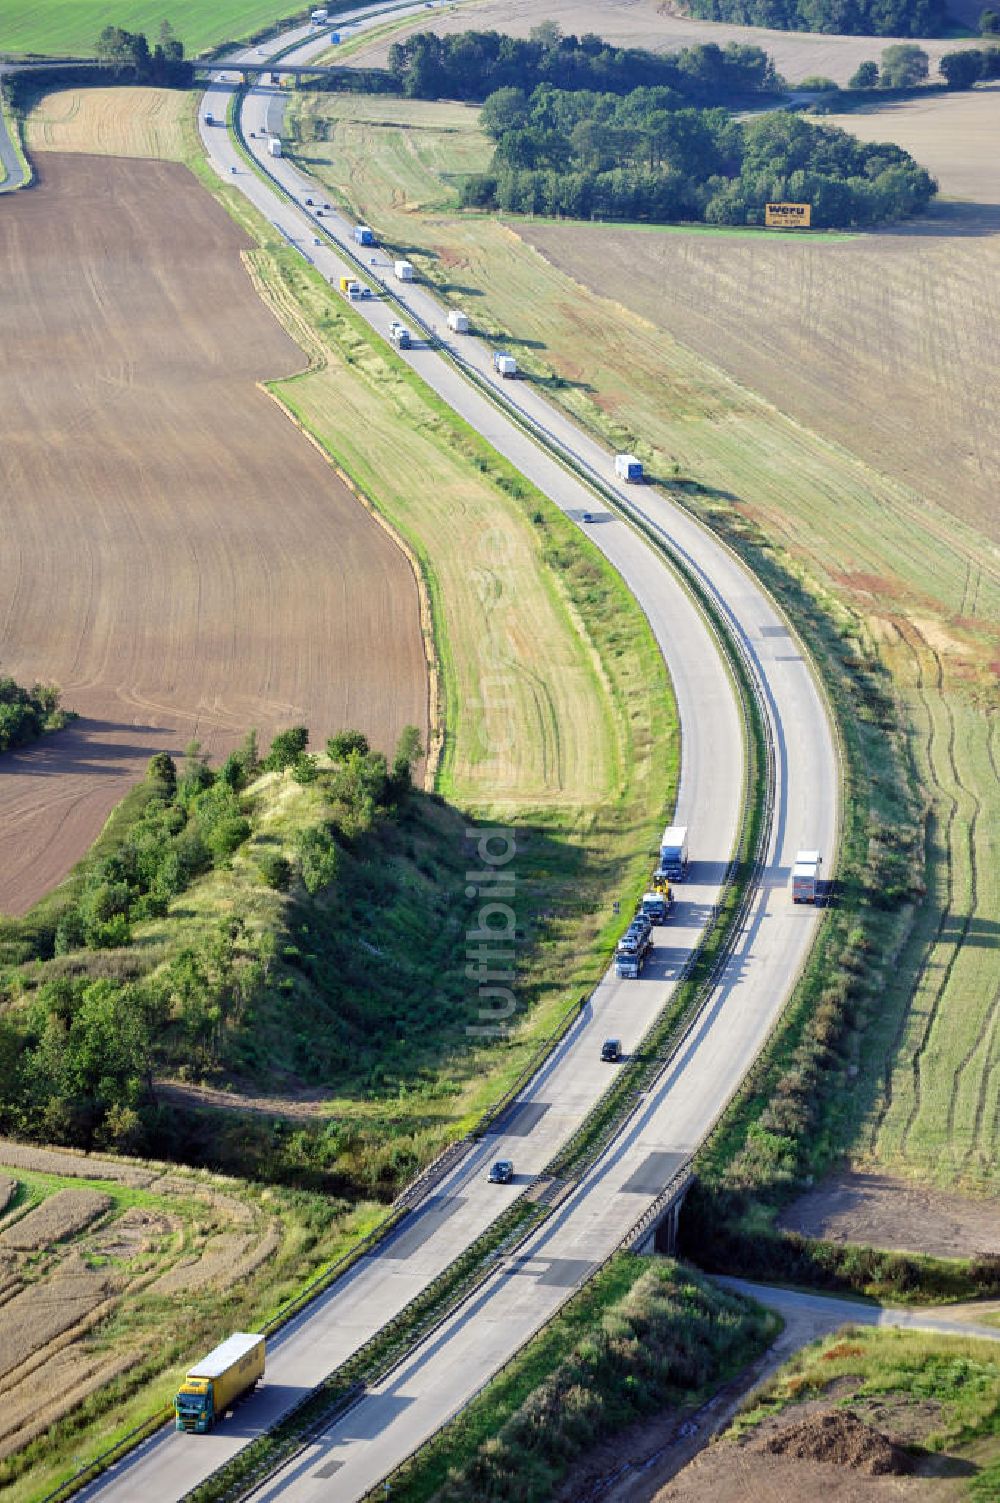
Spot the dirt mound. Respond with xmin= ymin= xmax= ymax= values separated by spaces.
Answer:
xmin=755 ymin=1410 xmax=913 ymax=1476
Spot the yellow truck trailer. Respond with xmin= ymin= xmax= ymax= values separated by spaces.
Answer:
xmin=174 ymin=1333 xmax=265 ymax=1433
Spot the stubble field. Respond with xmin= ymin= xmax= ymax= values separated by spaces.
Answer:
xmin=343 ymin=0 xmax=981 ymax=86
xmin=0 ymin=147 xmax=428 ymax=916
xmin=289 ymin=87 xmax=1000 ymax=1188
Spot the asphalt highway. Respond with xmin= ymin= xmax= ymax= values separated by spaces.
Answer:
xmin=82 ymin=13 xmax=838 ymax=1500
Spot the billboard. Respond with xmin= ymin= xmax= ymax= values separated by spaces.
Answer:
xmin=765 ymin=202 xmax=812 ymax=228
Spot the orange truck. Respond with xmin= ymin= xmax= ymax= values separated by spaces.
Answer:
xmin=174 ymin=1333 xmax=265 ymax=1433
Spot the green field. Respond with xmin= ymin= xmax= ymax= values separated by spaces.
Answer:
xmin=0 ymin=1 xmax=303 ymax=57
xmin=287 ymin=88 xmax=1000 ymax=1191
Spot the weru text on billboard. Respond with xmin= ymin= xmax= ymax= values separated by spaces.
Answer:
xmin=765 ymin=202 xmax=812 ymax=228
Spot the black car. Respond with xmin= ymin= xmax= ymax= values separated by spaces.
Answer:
xmin=488 ymin=1159 xmax=514 ymax=1184
xmin=601 ymin=1039 xmax=622 ymax=1062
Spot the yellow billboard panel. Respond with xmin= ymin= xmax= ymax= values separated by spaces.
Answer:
xmin=765 ymin=201 xmax=812 ymax=228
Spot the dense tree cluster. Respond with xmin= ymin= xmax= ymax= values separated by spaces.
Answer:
xmin=681 ymin=0 xmax=947 ymax=37
xmin=95 ymin=20 xmax=191 ymax=85
xmin=387 ymin=24 xmax=783 ymax=105
xmin=0 ymin=726 xmax=424 ymax=1151
xmin=0 ymin=677 xmax=72 ymax=754
xmin=939 ymin=43 xmax=1000 ymax=85
xmin=462 ymin=89 xmax=936 ymax=227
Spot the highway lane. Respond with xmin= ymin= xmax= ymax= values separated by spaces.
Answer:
xmin=83 ymin=16 xmax=836 ymax=1498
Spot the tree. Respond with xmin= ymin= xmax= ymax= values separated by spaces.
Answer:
xmin=879 ymin=44 xmax=929 ymax=87
xmin=480 ymin=86 xmax=530 ymax=138
xmin=389 ymin=725 xmax=424 ymax=795
xmin=265 ymin=726 xmax=309 ymax=771
xmin=147 ymin=752 xmax=177 ymax=797
xmin=980 ymin=7 xmax=1000 ymax=32
xmin=530 ymin=20 xmax=563 ymax=48
xmin=848 ymin=60 xmax=879 ymax=87
xmin=939 ymin=48 xmax=984 ymax=87
xmin=327 ymin=729 xmax=370 ymax=761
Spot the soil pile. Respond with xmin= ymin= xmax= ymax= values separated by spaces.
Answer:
xmin=754 ymin=1410 xmax=914 ymax=1475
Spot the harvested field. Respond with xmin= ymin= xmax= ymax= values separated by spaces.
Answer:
xmin=824 ymin=85 xmax=1000 ymax=206
xmin=24 ymin=87 xmax=189 ymax=160
xmin=0 ymin=1189 xmax=110 ymax=1251
xmin=343 ymin=0 xmax=981 ymax=86
xmin=0 ymin=1265 xmax=120 ymax=1383
xmin=779 ymin=1171 xmax=1000 ymax=1259
xmin=0 ymin=150 xmax=427 ymax=915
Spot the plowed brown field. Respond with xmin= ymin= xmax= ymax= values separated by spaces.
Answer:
xmin=0 ymin=152 xmax=427 ymax=915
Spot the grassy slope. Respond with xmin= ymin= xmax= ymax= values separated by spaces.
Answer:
xmin=0 ymin=1 xmax=306 ymax=58
xmin=287 ymin=89 xmax=1000 ymax=1189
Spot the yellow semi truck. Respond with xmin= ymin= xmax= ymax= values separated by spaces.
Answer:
xmin=174 ymin=1333 xmax=265 ymax=1433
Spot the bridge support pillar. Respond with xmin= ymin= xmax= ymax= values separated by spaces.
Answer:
xmin=630 ymin=1177 xmax=692 ymax=1258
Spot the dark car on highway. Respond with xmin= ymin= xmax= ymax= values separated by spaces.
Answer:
xmin=601 ymin=1039 xmax=622 ymax=1062
xmin=488 ymin=1159 xmax=514 ymax=1184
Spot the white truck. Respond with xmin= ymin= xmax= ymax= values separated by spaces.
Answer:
xmin=447 ymin=309 xmax=470 ymax=333
xmin=394 ymin=259 xmax=414 ymax=282
xmin=791 ymin=850 xmax=822 ymax=904
xmin=267 ymin=137 xmax=282 ymax=158
xmin=389 ymin=321 xmax=412 ymax=350
xmin=657 ymin=824 xmax=689 ymax=883
xmin=615 ymin=453 xmax=643 ymax=483
xmin=311 ymin=7 xmax=330 ymax=21
xmin=493 ymin=351 xmax=517 ymax=378
xmin=639 ymin=890 xmax=673 ymax=924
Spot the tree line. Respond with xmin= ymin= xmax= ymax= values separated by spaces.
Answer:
xmin=388 ymin=23 xmax=784 ymax=106
xmin=680 ymin=0 xmax=947 ymax=37
xmin=0 ymin=725 xmax=423 ymax=1150
xmin=95 ymin=20 xmax=192 ymax=85
xmin=461 ymin=86 xmax=936 ymax=228
xmin=0 ymin=677 xmax=73 ymax=755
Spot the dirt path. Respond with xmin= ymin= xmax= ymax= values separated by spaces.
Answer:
xmin=778 ymin=1171 xmax=1000 ymax=1259
xmin=155 ymin=1080 xmax=332 ymax=1120
xmin=0 ymin=152 xmax=428 ymax=915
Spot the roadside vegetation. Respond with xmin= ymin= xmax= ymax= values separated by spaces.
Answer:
xmin=369 ymin=1256 xmax=777 ymax=1502
xmin=0 ymin=677 xmax=74 ymax=755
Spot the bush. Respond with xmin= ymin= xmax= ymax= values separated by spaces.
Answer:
xmin=879 ymin=43 xmax=929 ymax=87
xmin=258 ymin=852 xmax=292 ymax=890
xmin=265 ymin=726 xmax=309 ymax=771
xmin=940 ymin=48 xmax=985 ymax=87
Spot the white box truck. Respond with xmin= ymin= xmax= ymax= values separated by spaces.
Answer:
xmin=791 ymin=850 xmax=822 ymax=904
xmin=267 ymin=137 xmax=282 ymax=157
xmin=493 ymin=351 xmax=517 ymax=378
xmin=447 ymin=309 xmax=470 ymax=333
xmin=658 ymin=825 xmax=689 ymax=882
xmin=311 ymin=7 xmax=330 ymax=22
xmin=394 ymin=259 xmax=414 ymax=281
xmin=615 ymin=453 xmax=643 ymax=483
